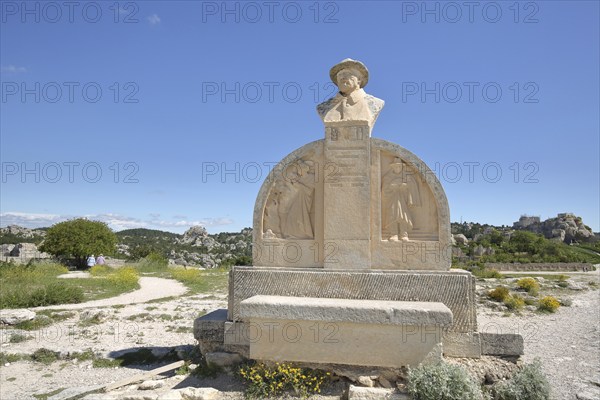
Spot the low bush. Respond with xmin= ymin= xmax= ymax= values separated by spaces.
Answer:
xmin=493 ymin=358 xmax=550 ymax=400
xmin=469 ymin=266 xmax=504 ymax=279
xmin=107 ymin=267 xmax=139 ymax=288
xmin=0 ymin=281 xmax=84 ymax=308
xmin=0 ymin=263 xmax=83 ymax=308
xmin=9 ymin=334 xmax=32 ymax=343
xmin=239 ymin=361 xmax=329 ymax=399
xmin=89 ymin=265 xmax=111 ymax=276
xmin=503 ymin=294 xmax=525 ymax=311
xmin=516 ymin=278 xmax=540 ymax=296
xmin=538 ymin=296 xmax=560 ymax=313
xmin=488 ymin=286 xmax=510 ymax=302
xmin=31 ymin=348 xmax=60 ymax=364
xmin=407 ymin=362 xmax=484 ymax=400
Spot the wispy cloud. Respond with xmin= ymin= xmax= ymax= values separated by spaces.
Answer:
xmin=0 ymin=212 xmax=234 ymax=233
xmin=1 ymin=65 xmax=27 ymax=73
xmin=147 ymin=14 xmax=161 ymax=25
xmin=0 ymin=212 xmax=63 ymax=227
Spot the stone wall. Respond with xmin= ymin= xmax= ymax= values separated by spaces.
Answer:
xmin=486 ymin=262 xmax=592 ymax=272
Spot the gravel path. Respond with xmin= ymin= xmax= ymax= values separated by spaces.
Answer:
xmin=478 ymin=270 xmax=600 ymax=400
xmin=33 ymin=277 xmax=188 ymax=310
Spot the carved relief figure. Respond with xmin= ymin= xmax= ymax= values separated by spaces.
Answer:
xmin=263 ymin=160 xmax=315 ymax=240
xmin=281 ymin=160 xmax=315 ymax=239
xmin=263 ymin=184 xmax=283 ymax=238
xmin=382 ymin=158 xmax=421 ymax=241
xmin=317 ymin=59 xmax=384 ymax=126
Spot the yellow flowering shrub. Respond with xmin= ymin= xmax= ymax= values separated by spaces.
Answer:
xmin=239 ymin=361 xmax=329 ymax=399
xmin=538 ymin=296 xmax=560 ymax=313
xmin=488 ymin=286 xmax=510 ymax=302
xmin=516 ymin=278 xmax=540 ymax=295
xmin=503 ymin=294 xmax=525 ymax=311
xmin=107 ymin=266 xmax=139 ymax=288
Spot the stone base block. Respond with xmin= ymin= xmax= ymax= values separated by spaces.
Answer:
xmin=205 ymin=352 xmax=244 ymax=368
xmin=239 ymin=295 xmax=452 ymax=368
xmin=481 ymin=333 xmax=524 ymax=356
xmin=443 ymin=332 xmax=482 ymax=358
xmin=229 ymin=266 xmax=477 ymax=333
xmin=194 ymin=309 xmax=227 ymax=354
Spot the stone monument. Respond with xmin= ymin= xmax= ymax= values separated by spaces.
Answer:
xmin=195 ymin=59 xmax=522 ymax=371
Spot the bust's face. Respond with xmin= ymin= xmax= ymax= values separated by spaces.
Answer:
xmin=336 ymin=68 xmax=361 ymax=95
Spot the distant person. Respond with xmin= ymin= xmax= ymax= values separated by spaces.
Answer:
xmin=96 ymin=254 xmax=105 ymax=265
xmin=87 ymin=255 xmax=96 ymax=268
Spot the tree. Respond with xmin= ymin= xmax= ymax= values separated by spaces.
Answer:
xmin=40 ymin=219 xmax=117 ymax=268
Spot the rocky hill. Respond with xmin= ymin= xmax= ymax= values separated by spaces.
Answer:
xmin=513 ymin=213 xmax=595 ymax=243
xmin=0 ymin=225 xmax=46 ymax=245
xmin=115 ymin=226 xmax=252 ymax=268
xmin=0 ymin=225 xmax=252 ymax=268
xmin=451 ymin=213 xmax=599 ymax=265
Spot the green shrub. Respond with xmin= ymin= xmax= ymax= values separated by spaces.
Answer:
xmin=488 ymin=286 xmax=510 ymax=302
xmin=89 ymin=265 xmax=111 ymax=276
xmin=31 ymin=348 xmax=60 ymax=364
xmin=516 ymin=278 xmax=539 ymax=295
xmin=170 ymin=268 xmax=202 ymax=285
xmin=470 ymin=266 xmax=504 ymax=279
xmin=503 ymin=294 xmax=525 ymax=311
xmin=92 ymin=358 xmax=122 ymax=368
xmin=407 ymin=362 xmax=484 ymax=400
xmin=538 ymin=296 xmax=560 ymax=313
xmin=136 ymin=252 xmax=169 ymax=273
xmin=493 ymin=359 xmax=550 ymax=400
xmin=9 ymin=334 xmax=32 ymax=343
xmin=0 ymin=282 xmax=84 ymax=308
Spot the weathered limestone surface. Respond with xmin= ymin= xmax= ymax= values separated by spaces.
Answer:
xmin=443 ymin=332 xmax=482 ymax=358
xmin=228 ymin=267 xmax=477 ymax=332
xmin=239 ymin=296 xmax=451 ymax=368
xmin=240 ymin=295 xmax=453 ymax=326
xmin=252 ymin=138 xmax=452 ymax=270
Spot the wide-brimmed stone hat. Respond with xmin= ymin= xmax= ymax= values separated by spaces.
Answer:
xmin=390 ymin=157 xmax=404 ymax=165
xmin=329 ymin=58 xmax=369 ymax=88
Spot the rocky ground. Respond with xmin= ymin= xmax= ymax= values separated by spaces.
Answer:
xmin=0 ymin=270 xmax=598 ymax=400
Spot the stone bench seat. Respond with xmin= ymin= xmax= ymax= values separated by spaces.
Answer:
xmin=240 ymin=295 xmax=453 ymax=327
xmin=238 ymin=295 xmax=453 ymax=368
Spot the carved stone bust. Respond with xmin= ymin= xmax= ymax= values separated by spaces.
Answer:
xmin=317 ymin=58 xmax=385 ymax=126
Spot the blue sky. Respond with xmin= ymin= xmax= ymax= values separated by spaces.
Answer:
xmin=1 ymin=0 xmax=598 ymax=234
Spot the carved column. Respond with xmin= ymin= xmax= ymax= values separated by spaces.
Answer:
xmin=323 ymin=120 xmax=371 ymax=269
